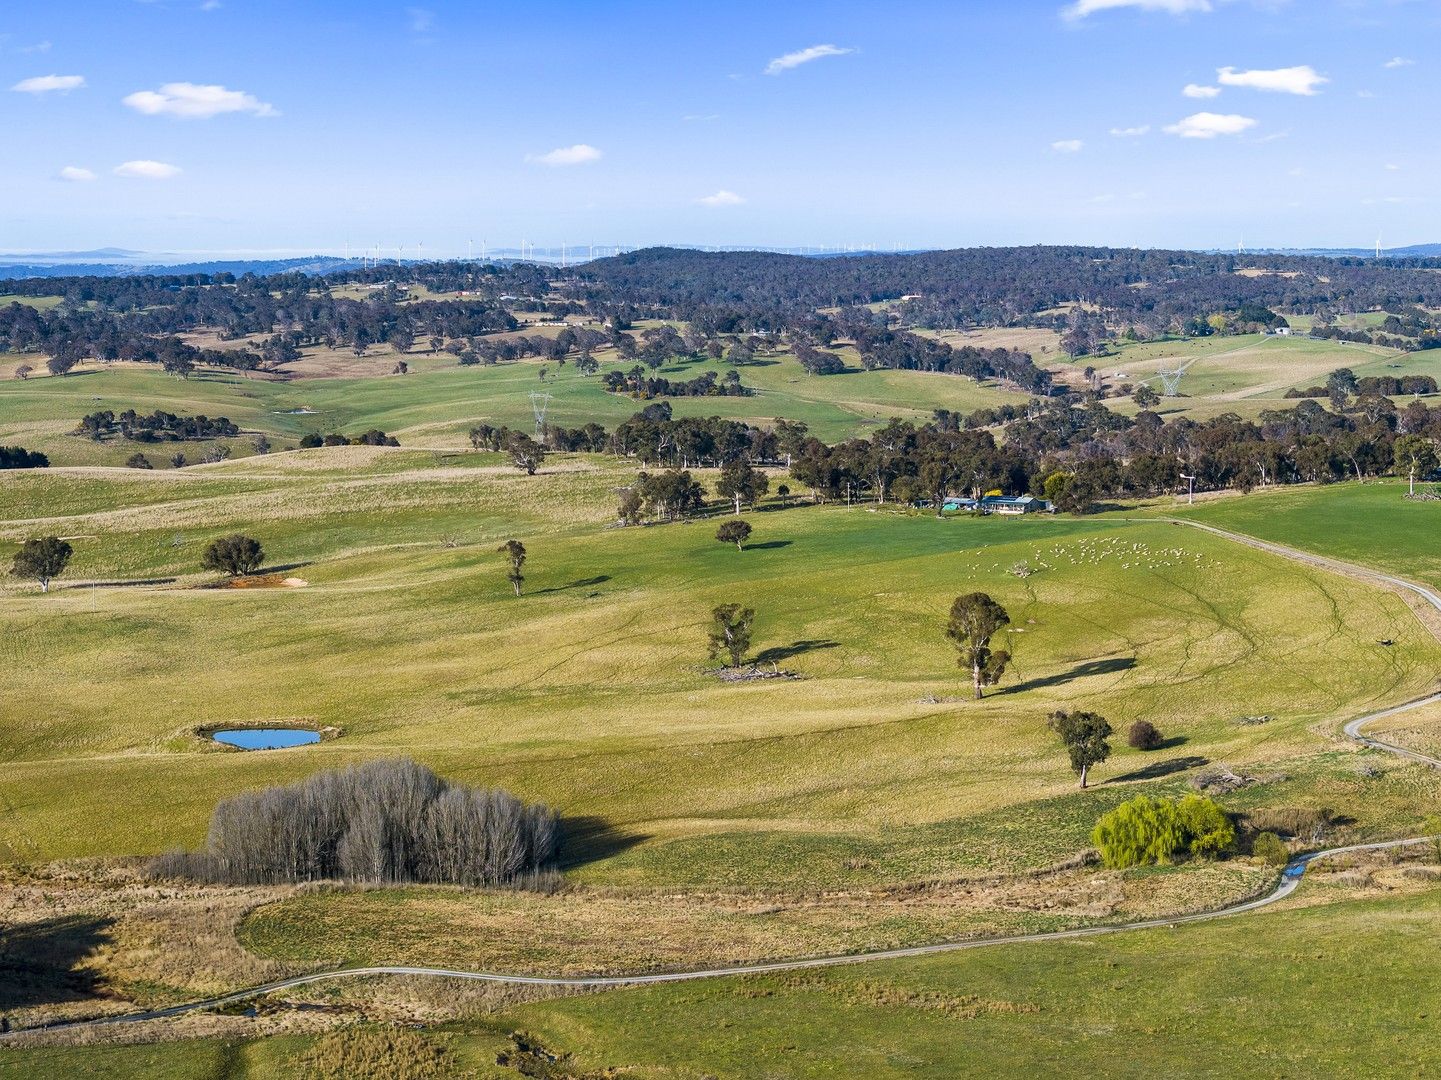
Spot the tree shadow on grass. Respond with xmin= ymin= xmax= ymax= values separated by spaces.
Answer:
xmin=1107 ymin=755 xmax=1209 ymax=784
xmin=752 ymin=639 xmax=840 ymax=665
xmin=993 ymin=656 xmax=1136 ymax=697
xmin=263 ymin=561 xmax=313 ymax=575
xmin=532 ymin=575 xmax=611 ymax=596
xmin=745 ymin=540 xmax=793 ymax=551
xmin=0 ymin=914 xmax=114 ymax=1012
xmin=63 ymin=578 xmax=177 ymax=589
xmin=555 ymin=816 xmax=650 ymax=871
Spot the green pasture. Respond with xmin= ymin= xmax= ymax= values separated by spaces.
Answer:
xmin=0 ymin=343 xmax=1032 ymax=467
xmin=2 ymin=454 xmax=1437 ymax=885
xmin=1172 ymin=481 xmax=1441 ymax=591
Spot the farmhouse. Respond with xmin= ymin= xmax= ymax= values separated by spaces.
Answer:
xmin=981 ymin=494 xmax=1050 ymax=515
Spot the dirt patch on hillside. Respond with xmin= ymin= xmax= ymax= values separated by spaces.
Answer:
xmin=207 ymin=574 xmax=308 ymax=589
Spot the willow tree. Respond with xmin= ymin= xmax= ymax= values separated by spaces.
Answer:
xmin=946 ymin=592 xmax=1011 ymax=699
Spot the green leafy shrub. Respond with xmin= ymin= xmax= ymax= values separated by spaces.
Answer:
xmin=1091 ymin=794 xmax=1234 ymax=869
xmin=1253 ymin=831 xmax=1289 ymax=866
xmin=1126 ymin=720 xmax=1164 ymax=750
xmin=1177 ymin=794 xmax=1236 ymax=857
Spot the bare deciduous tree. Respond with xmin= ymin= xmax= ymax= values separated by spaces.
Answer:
xmin=150 ymin=758 xmax=557 ymax=886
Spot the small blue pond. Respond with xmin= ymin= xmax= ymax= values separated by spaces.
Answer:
xmin=212 ymin=728 xmax=321 ymax=750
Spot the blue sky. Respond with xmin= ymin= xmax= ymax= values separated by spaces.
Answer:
xmin=1 ymin=0 xmax=1437 ymax=255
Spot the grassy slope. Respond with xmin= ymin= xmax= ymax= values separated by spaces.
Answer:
xmin=2 ymin=453 xmax=1437 ymax=883
xmin=1174 ymin=481 xmax=1441 ymax=591
xmin=478 ymin=883 xmax=1441 ymax=1079
xmin=4 ymin=329 xmax=1428 ymax=466
xmin=1070 ymin=333 xmax=1441 ymax=424
xmin=0 ymin=345 xmax=1030 ymax=467
xmin=7 ymin=884 xmax=1441 ymax=1079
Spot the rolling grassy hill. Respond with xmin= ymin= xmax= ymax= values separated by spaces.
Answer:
xmin=7 ymin=325 xmax=1434 ymax=470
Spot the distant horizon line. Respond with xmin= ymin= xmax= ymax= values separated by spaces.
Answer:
xmin=1 ymin=240 xmax=1436 ymax=268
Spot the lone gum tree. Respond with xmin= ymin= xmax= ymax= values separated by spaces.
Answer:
xmin=946 ymin=592 xmax=1011 ymax=698
xmin=10 ymin=536 xmax=73 ymax=593
xmin=708 ymin=604 xmax=754 ymax=668
xmin=499 ymin=539 xmax=527 ymax=596
xmin=201 ymin=534 xmax=264 ymax=577
xmin=1048 ymin=709 xmax=1113 ymax=788
xmin=1394 ymin=434 xmax=1439 ymax=496
xmin=715 ymin=519 xmax=752 ymax=551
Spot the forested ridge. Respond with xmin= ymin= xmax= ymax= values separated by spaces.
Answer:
xmin=5 ymin=247 xmax=1441 ymax=507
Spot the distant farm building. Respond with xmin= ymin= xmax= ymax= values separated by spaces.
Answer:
xmin=981 ymin=495 xmax=1050 ymax=515
xmin=928 ymin=495 xmax=1052 ymax=515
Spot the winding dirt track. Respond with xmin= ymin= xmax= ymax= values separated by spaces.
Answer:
xmin=10 ymin=518 xmax=1441 ymax=1035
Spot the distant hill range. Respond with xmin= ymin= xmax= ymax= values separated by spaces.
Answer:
xmin=3 ymin=242 xmax=1441 ymax=283
xmin=0 ymin=250 xmax=365 ymax=282
xmin=1229 ymin=244 xmax=1441 ymax=259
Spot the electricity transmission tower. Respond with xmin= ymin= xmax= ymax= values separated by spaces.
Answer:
xmin=529 ymin=391 xmax=552 ymax=438
xmin=1157 ymin=368 xmax=1185 ymax=396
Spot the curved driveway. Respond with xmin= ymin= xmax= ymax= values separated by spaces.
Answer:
xmin=9 ymin=517 xmax=1441 ymax=1036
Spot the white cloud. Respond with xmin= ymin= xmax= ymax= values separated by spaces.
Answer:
xmin=526 ymin=143 xmax=603 ymax=166
xmin=1163 ymin=112 xmax=1257 ymax=139
xmin=11 ymin=74 xmax=85 ymax=94
xmin=697 ymin=190 xmax=746 ymax=207
xmin=764 ymin=44 xmax=853 ymax=76
xmin=1063 ymin=0 xmax=1210 ymax=19
xmin=20 ymin=41 xmax=52 ymax=54
xmin=1183 ymin=83 xmax=1221 ymax=99
xmin=57 ymin=166 xmax=96 ymax=182
xmin=407 ymin=7 xmax=434 ymax=33
xmin=123 ymin=82 xmax=277 ymax=119
xmin=1217 ymin=65 xmax=1327 ymax=96
xmin=1051 ymin=139 xmax=1084 ymax=153
xmin=1109 ymin=125 xmax=1150 ymax=137
xmin=1383 ymin=57 xmax=1414 ymax=69
xmin=683 ymin=113 xmax=720 ymax=122
xmin=114 ymin=160 xmax=182 ymax=180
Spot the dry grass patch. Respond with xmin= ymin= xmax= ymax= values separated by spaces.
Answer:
xmin=0 ymin=862 xmax=297 ymax=1029
xmin=238 ymin=861 xmax=1269 ymax=979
